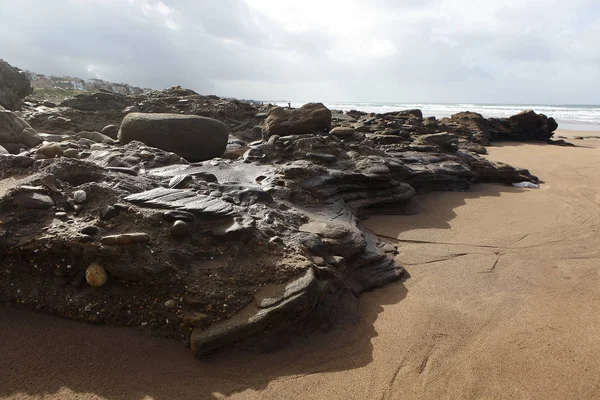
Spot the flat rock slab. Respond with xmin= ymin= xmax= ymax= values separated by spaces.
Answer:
xmin=125 ymin=187 xmax=236 ymax=218
xmin=149 ymin=163 xmax=274 ymax=186
xmin=13 ymin=191 xmax=54 ymax=209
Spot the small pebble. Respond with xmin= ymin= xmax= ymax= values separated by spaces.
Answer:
xmin=139 ymin=150 xmax=154 ymax=160
xmin=55 ymin=212 xmax=67 ymax=219
xmin=165 ymin=299 xmax=177 ymax=309
xmin=101 ymin=205 xmax=120 ymax=220
xmin=85 ymin=262 xmax=107 ymax=287
xmin=80 ymin=225 xmax=100 ymax=236
xmin=209 ymin=190 xmax=222 ymax=198
xmin=100 ymin=233 xmax=150 ymax=245
xmin=163 ymin=210 xmax=195 ymax=223
xmin=73 ymin=190 xmax=87 ymax=204
xmin=170 ymin=220 xmax=190 ymax=238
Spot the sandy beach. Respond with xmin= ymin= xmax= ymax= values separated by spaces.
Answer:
xmin=2 ymin=129 xmax=600 ymax=400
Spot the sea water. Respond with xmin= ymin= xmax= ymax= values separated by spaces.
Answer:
xmin=275 ymin=102 xmax=600 ymax=131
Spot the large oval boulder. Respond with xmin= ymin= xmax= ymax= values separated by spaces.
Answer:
xmin=0 ymin=106 xmax=42 ymax=153
xmin=265 ymin=103 xmax=332 ymax=136
xmin=0 ymin=59 xmax=33 ymax=110
xmin=118 ymin=113 xmax=229 ymax=162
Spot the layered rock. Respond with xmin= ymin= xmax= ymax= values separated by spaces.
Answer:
xmin=2 ymin=89 xmax=551 ymax=359
xmin=0 ymin=59 xmax=33 ymax=110
xmin=118 ymin=113 xmax=229 ymax=162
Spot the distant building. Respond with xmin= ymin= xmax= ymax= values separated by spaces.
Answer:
xmin=24 ymin=69 xmax=149 ymax=94
xmin=71 ymin=80 xmax=85 ymax=91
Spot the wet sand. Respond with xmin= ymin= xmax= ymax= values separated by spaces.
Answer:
xmin=2 ymin=130 xmax=600 ymax=399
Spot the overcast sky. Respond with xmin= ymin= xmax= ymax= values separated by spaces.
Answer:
xmin=1 ymin=0 xmax=599 ymax=104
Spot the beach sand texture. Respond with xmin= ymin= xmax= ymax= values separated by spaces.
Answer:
xmin=1 ymin=130 xmax=599 ymax=399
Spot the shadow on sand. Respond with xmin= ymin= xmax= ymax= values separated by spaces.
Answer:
xmin=0 ymin=183 xmax=522 ymax=399
xmin=366 ymin=183 xmax=526 ymax=237
xmin=0 ymin=276 xmax=407 ymax=400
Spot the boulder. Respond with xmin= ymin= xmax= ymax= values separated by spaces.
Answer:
xmin=508 ymin=110 xmax=557 ymax=141
xmin=101 ymin=124 xmax=119 ymax=139
xmin=118 ymin=113 xmax=229 ymax=162
xmin=0 ymin=106 xmax=42 ymax=153
xmin=265 ymin=103 xmax=332 ymax=136
xmin=0 ymin=59 xmax=33 ymax=110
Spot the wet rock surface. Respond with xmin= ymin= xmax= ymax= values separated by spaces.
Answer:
xmin=1 ymin=86 xmax=553 ymax=358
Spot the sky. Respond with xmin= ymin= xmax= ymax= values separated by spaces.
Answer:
xmin=0 ymin=0 xmax=599 ymax=104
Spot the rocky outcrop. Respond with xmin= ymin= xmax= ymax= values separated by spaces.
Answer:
xmin=508 ymin=110 xmax=558 ymax=141
xmin=0 ymin=59 xmax=33 ymax=110
xmin=118 ymin=113 xmax=229 ymax=162
xmin=60 ymin=91 xmax=127 ymax=112
xmin=438 ymin=110 xmax=557 ymax=144
xmin=22 ymin=86 xmax=263 ymax=135
xmin=2 ymin=88 xmax=554 ymax=359
xmin=265 ymin=103 xmax=332 ymax=136
xmin=0 ymin=106 xmax=42 ymax=153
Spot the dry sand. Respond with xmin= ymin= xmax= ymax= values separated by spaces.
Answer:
xmin=2 ymin=130 xmax=600 ymax=399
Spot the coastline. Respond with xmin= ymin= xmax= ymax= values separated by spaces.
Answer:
xmin=275 ymin=102 xmax=600 ymax=132
xmin=2 ymin=129 xmax=600 ymax=399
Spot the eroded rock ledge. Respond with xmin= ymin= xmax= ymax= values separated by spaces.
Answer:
xmin=0 ymin=88 xmax=544 ymax=357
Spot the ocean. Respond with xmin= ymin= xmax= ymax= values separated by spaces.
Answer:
xmin=274 ymin=102 xmax=600 ymax=131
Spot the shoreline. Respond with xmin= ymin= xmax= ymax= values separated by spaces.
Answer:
xmin=274 ymin=102 xmax=600 ymax=132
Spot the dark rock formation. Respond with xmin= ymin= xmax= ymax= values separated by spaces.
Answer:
xmin=509 ymin=110 xmax=558 ymax=141
xmin=265 ymin=103 xmax=332 ymax=136
xmin=0 ymin=59 xmax=33 ymax=110
xmin=118 ymin=113 xmax=229 ymax=162
xmin=60 ymin=91 xmax=127 ymax=112
xmin=22 ymin=86 xmax=262 ymax=135
xmin=1 ymin=86 xmax=554 ymax=359
xmin=438 ymin=110 xmax=557 ymax=144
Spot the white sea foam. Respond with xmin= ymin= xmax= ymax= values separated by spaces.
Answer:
xmin=273 ymin=102 xmax=600 ymax=131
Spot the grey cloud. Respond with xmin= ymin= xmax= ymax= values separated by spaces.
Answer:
xmin=0 ymin=0 xmax=598 ymax=103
